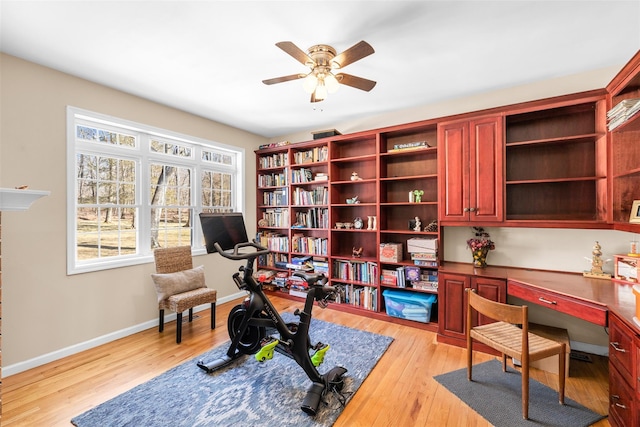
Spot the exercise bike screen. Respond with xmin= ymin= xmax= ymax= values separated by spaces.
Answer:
xmin=199 ymin=212 xmax=249 ymax=253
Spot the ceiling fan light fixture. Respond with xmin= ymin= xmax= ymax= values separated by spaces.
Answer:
xmin=302 ymin=73 xmax=318 ymax=93
xmin=314 ymin=80 xmax=328 ymax=101
xmin=325 ymin=73 xmax=339 ymax=93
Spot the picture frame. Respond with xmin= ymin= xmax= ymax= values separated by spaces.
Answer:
xmin=630 ymin=200 xmax=640 ymax=224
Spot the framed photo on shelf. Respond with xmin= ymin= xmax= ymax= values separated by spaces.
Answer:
xmin=630 ymin=200 xmax=640 ymax=224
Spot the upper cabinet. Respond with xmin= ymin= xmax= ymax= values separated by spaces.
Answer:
xmin=438 ymin=115 xmax=503 ymax=224
xmin=607 ymin=50 xmax=640 ymax=233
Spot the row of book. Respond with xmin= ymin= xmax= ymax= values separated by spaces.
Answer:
xmin=292 ymin=186 xmax=328 ymax=206
xmin=256 ymin=252 xmax=288 ymax=268
xmin=333 ymin=284 xmax=378 ymax=311
xmin=256 ymin=231 xmax=289 ymax=253
xmin=261 ymin=208 xmax=289 ymax=227
xmin=262 ymin=188 xmax=288 ymax=206
xmin=258 ymin=152 xmax=289 ymax=169
xmin=332 ymin=259 xmax=379 ymax=285
xmin=291 ymin=234 xmax=328 ymax=256
xmin=293 ymin=146 xmax=328 ymax=164
xmin=293 ymin=207 xmax=329 ymax=229
xmin=258 ymin=169 xmax=288 ymax=187
xmin=607 ymin=98 xmax=640 ymax=131
xmin=291 ymin=167 xmax=314 ymax=183
xmin=381 ymin=266 xmax=438 ymax=290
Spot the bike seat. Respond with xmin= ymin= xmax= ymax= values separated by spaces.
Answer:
xmin=292 ymin=271 xmax=326 ymax=287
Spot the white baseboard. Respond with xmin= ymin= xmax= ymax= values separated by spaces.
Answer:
xmin=3 ymin=291 xmax=246 ymax=378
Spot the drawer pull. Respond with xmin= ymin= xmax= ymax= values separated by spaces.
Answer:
xmin=538 ymin=297 xmax=557 ymax=305
xmin=611 ymin=394 xmax=627 ymax=409
xmin=610 ymin=342 xmax=627 ymax=353
xmin=615 ymin=403 xmax=628 ymax=409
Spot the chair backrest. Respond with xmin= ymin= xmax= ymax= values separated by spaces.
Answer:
xmin=154 ymin=246 xmax=194 ymax=274
xmin=467 ymin=288 xmax=527 ymax=326
xmin=466 ymin=288 xmax=529 ymax=353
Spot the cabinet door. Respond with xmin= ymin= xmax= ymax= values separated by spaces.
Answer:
xmin=437 ymin=273 xmax=470 ymax=340
xmin=472 ymin=276 xmax=507 ymax=326
xmin=438 ymin=116 xmax=503 ymax=223
xmin=469 ymin=116 xmax=503 ymax=222
xmin=439 ymin=121 xmax=469 ymax=221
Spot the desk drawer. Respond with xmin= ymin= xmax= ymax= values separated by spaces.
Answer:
xmin=507 ymin=280 xmax=607 ymax=326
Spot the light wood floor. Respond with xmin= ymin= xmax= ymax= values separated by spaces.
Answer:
xmin=3 ymin=295 xmax=610 ymax=426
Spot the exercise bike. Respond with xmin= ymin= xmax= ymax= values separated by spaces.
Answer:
xmin=197 ymin=212 xmax=348 ymax=416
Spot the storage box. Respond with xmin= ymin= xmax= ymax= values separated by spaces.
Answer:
xmin=383 ymin=289 xmax=436 ymax=323
xmin=380 ymin=243 xmax=403 ymax=263
xmin=614 ymin=254 xmax=639 ymax=282
xmin=513 ymin=323 xmax=571 ymax=378
xmin=407 ymin=237 xmax=438 ymax=253
xmin=312 ymin=129 xmax=341 ymax=139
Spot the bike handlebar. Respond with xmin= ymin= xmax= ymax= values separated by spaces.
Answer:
xmin=213 ymin=241 xmax=271 ymax=261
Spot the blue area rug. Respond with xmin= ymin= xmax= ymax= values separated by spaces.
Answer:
xmin=71 ymin=314 xmax=393 ymax=426
xmin=434 ymin=359 xmax=607 ymax=427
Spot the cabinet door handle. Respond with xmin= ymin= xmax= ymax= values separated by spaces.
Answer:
xmin=538 ymin=297 xmax=557 ymax=305
xmin=469 ymin=207 xmax=476 ymax=212
xmin=610 ymin=342 xmax=627 ymax=353
xmin=463 ymin=207 xmax=470 ymax=212
xmin=610 ymin=394 xmax=628 ymax=410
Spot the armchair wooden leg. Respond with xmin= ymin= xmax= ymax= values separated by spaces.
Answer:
xmin=176 ymin=312 xmax=182 ymax=344
xmin=211 ymin=302 xmax=216 ymax=329
xmin=159 ymin=309 xmax=165 ymax=332
xmin=188 ymin=308 xmax=194 ymax=322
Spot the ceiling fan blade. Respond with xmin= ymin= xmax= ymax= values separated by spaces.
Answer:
xmin=335 ymin=73 xmax=377 ymax=92
xmin=332 ymin=41 xmax=374 ymax=69
xmin=262 ymin=74 xmax=305 ymax=85
xmin=276 ymin=41 xmax=314 ymax=67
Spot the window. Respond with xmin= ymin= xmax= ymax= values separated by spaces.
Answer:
xmin=67 ymin=107 xmax=244 ymax=274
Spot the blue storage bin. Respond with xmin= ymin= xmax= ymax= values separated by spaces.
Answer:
xmin=383 ymin=289 xmax=437 ymax=323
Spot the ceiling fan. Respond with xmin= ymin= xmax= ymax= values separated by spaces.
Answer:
xmin=262 ymin=40 xmax=376 ymax=103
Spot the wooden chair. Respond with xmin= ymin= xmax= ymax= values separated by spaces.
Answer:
xmin=466 ymin=288 xmax=565 ymax=419
xmin=152 ymin=246 xmax=217 ymax=343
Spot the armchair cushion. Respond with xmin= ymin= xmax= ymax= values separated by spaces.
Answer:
xmin=151 ymin=265 xmax=206 ymax=303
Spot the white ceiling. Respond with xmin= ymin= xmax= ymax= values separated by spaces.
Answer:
xmin=1 ymin=1 xmax=639 ymax=138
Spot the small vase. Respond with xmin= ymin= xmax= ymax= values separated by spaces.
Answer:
xmin=472 ymin=247 xmax=489 ymax=268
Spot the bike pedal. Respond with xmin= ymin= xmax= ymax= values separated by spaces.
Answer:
xmin=255 ymin=339 xmax=279 ymax=362
xmin=311 ymin=343 xmax=330 ymax=367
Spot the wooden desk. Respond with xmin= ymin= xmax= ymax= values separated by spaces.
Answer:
xmin=439 ymin=262 xmax=639 ymax=331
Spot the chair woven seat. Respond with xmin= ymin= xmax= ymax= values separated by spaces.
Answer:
xmin=164 ymin=287 xmax=218 ymax=313
xmin=471 ymin=321 xmax=564 ymax=361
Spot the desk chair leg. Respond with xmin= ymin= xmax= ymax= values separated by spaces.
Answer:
xmin=559 ymin=343 xmax=566 ymax=405
xmin=522 ymin=358 xmax=529 ymax=419
xmin=176 ymin=312 xmax=183 ymax=344
xmin=159 ymin=309 xmax=165 ymax=332
xmin=211 ymin=303 xmax=216 ymax=329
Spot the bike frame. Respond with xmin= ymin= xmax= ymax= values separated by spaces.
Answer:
xmin=227 ymin=249 xmax=324 ymax=384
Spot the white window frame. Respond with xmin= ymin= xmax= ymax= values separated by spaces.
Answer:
xmin=66 ymin=106 xmax=245 ymax=275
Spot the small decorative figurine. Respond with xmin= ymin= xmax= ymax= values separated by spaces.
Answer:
xmin=413 ymin=216 xmax=422 ymax=232
xmin=350 ymin=172 xmax=363 ymax=181
xmin=583 ymin=241 xmax=612 ymax=279
xmin=424 ymin=219 xmax=438 ymax=232
xmin=352 ymin=247 xmax=363 ymax=258
xmin=413 ymin=189 xmax=424 ymax=203
xmin=346 ymin=196 xmax=359 ymax=204
xmin=367 ymin=215 xmax=377 ymax=230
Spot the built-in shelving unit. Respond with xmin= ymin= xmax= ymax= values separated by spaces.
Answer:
xmin=504 ymin=98 xmax=608 ymax=224
xmin=607 ymin=50 xmax=640 ymax=233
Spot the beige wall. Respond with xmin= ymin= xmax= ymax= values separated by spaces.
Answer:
xmin=0 ymin=54 xmax=266 ymax=370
